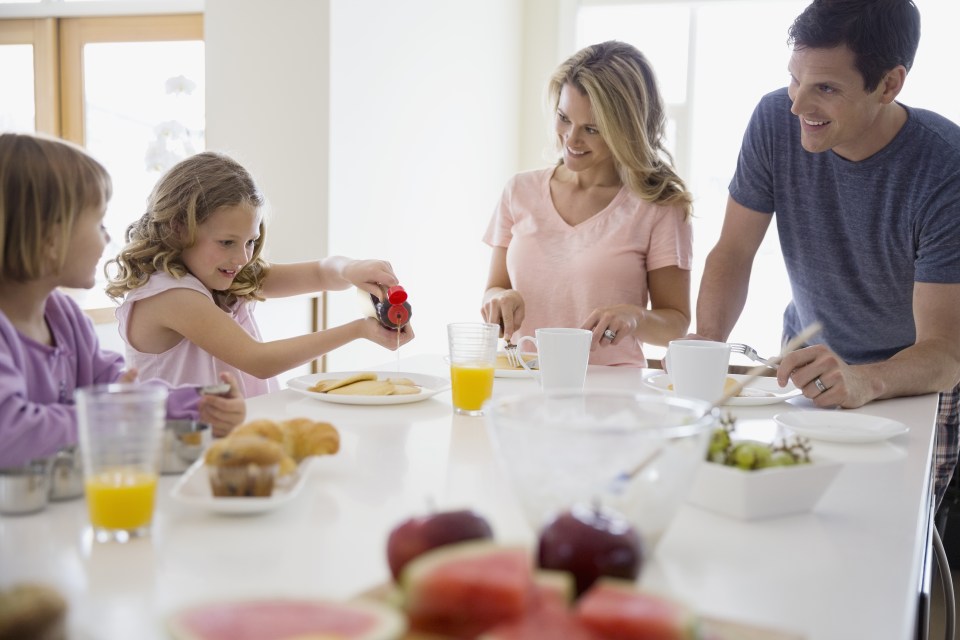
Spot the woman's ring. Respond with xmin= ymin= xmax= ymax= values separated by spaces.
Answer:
xmin=814 ymin=377 xmax=827 ymax=393
xmin=603 ymin=329 xmax=617 ymax=341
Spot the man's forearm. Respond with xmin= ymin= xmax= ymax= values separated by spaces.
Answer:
xmin=695 ymin=249 xmax=753 ymax=342
xmin=859 ymin=339 xmax=960 ymax=402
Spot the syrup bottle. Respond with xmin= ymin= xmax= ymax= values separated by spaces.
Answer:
xmin=359 ymin=284 xmax=412 ymax=330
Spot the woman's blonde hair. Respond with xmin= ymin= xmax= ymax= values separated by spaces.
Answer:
xmin=0 ymin=133 xmax=111 ymax=282
xmin=548 ymin=41 xmax=693 ymax=220
xmin=106 ymin=151 xmax=268 ymax=307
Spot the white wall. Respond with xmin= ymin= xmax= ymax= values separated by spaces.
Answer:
xmin=324 ymin=0 xmax=525 ymax=370
xmin=204 ymin=0 xmax=330 ymax=383
xmin=201 ymin=0 xmax=576 ymax=375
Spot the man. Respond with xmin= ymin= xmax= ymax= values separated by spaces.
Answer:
xmin=694 ymin=0 xmax=960 ymax=504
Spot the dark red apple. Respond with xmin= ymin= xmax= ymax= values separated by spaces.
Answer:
xmin=386 ymin=509 xmax=494 ymax=581
xmin=537 ymin=503 xmax=644 ymax=597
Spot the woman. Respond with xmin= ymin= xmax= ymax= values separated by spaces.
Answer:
xmin=481 ymin=41 xmax=693 ymax=366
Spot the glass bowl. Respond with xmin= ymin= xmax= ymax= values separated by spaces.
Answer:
xmin=484 ymin=390 xmax=714 ymax=547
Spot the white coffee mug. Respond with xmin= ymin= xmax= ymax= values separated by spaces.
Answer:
xmin=665 ymin=339 xmax=730 ymax=403
xmin=517 ymin=328 xmax=592 ymax=391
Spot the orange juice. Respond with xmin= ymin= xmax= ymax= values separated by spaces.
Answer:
xmin=450 ymin=364 xmax=495 ymax=412
xmin=85 ymin=468 xmax=158 ymax=530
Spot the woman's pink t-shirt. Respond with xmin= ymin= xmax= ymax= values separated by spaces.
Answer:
xmin=483 ymin=167 xmax=693 ymax=367
xmin=116 ymin=272 xmax=279 ymax=397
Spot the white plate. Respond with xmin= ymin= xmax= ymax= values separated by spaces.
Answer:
xmin=170 ymin=457 xmax=311 ymax=514
xmin=495 ymin=364 xmax=536 ymax=379
xmin=286 ymin=371 xmax=449 ymax=405
xmin=642 ymin=373 xmax=801 ymax=406
xmin=774 ymin=411 xmax=909 ymax=444
xmin=491 ymin=352 xmax=537 ymax=378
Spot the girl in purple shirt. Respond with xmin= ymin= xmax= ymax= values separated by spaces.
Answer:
xmin=0 ymin=133 xmax=246 ymax=467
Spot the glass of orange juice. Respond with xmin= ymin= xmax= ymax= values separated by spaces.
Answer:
xmin=447 ymin=322 xmax=498 ymax=416
xmin=76 ymin=384 xmax=167 ymax=543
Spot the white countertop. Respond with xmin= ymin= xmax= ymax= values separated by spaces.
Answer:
xmin=0 ymin=355 xmax=937 ymax=639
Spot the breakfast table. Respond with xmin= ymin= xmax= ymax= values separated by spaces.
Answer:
xmin=0 ymin=354 xmax=940 ymax=640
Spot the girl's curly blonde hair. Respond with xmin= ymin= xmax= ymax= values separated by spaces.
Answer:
xmin=106 ymin=151 xmax=268 ymax=308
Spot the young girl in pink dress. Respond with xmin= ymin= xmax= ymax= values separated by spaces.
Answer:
xmin=106 ymin=152 xmax=412 ymax=397
xmin=0 ymin=133 xmax=245 ymax=467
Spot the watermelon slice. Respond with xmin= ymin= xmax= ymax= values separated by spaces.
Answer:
xmin=401 ymin=541 xmax=533 ymax=639
xmin=481 ymin=599 xmax=603 ymax=640
xmin=531 ymin=570 xmax=575 ymax=610
xmin=573 ymin=579 xmax=700 ymax=640
xmin=167 ymin=597 xmax=406 ymax=640
xmin=481 ymin=571 xmax=600 ymax=640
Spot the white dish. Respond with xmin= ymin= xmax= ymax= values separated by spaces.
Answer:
xmin=643 ymin=373 xmax=801 ymax=406
xmin=170 ymin=457 xmax=311 ymax=514
xmin=687 ymin=458 xmax=843 ymax=520
xmin=492 ymin=352 xmax=537 ymax=378
xmin=495 ymin=366 xmax=536 ymax=379
xmin=774 ymin=411 xmax=909 ymax=444
xmin=287 ymin=371 xmax=449 ymax=405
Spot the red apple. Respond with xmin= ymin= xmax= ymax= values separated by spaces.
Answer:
xmin=386 ymin=509 xmax=494 ymax=581
xmin=537 ymin=503 xmax=644 ymax=597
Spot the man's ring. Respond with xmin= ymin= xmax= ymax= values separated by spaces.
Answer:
xmin=603 ymin=329 xmax=617 ymax=341
xmin=814 ymin=377 xmax=827 ymax=393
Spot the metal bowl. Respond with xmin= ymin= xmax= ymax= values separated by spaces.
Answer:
xmin=0 ymin=458 xmax=52 ymax=515
xmin=161 ymin=420 xmax=211 ymax=474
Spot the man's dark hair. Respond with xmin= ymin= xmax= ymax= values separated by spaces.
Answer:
xmin=788 ymin=0 xmax=920 ymax=92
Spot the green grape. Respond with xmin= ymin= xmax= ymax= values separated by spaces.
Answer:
xmin=707 ymin=428 xmax=731 ymax=463
xmin=730 ymin=442 xmax=772 ymax=470
xmin=769 ymin=451 xmax=798 ymax=467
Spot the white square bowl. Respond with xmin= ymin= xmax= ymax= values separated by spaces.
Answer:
xmin=686 ymin=459 xmax=843 ymax=520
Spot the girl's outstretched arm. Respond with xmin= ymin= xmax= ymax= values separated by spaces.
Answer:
xmin=259 ymin=257 xmax=400 ymax=299
xmin=135 ymin=288 xmax=413 ymax=379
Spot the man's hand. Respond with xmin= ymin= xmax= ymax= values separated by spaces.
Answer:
xmin=778 ymin=344 xmax=879 ymax=408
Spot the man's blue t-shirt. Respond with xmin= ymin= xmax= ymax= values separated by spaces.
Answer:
xmin=730 ymin=88 xmax=960 ymax=364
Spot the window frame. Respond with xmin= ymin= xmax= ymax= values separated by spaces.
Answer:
xmin=58 ymin=14 xmax=202 ymax=145
xmin=0 ymin=17 xmax=59 ymax=133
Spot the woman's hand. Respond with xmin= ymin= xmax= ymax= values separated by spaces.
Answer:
xmin=361 ymin=317 xmax=415 ymax=350
xmin=482 ymin=289 xmax=525 ymax=341
xmin=581 ymin=304 xmax=644 ymax=351
xmin=198 ymin=372 xmax=247 ymax=437
xmin=342 ymin=259 xmax=400 ymax=298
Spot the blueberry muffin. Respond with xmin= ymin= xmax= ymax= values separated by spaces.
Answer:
xmin=204 ymin=436 xmax=284 ymax=497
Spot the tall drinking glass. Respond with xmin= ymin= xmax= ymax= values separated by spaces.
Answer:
xmin=76 ymin=384 xmax=167 ymax=542
xmin=447 ymin=322 xmax=498 ymax=416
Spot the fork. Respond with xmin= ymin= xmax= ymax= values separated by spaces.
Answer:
xmin=728 ymin=343 xmax=778 ymax=369
xmin=504 ymin=341 xmax=521 ymax=368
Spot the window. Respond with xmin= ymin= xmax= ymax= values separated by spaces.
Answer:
xmin=576 ymin=0 xmax=960 ymax=356
xmin=0 ymin=13 xmax=204 ymax=289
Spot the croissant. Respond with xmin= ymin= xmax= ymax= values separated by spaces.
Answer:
xmin=280 ymin=418 xmax=340 ymax=461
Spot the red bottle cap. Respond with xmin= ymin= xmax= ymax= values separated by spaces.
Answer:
xmin=387 ymin=286 xmax=407 ymax=305
xmin=386 ymin=304 xmax=410 ymax=326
